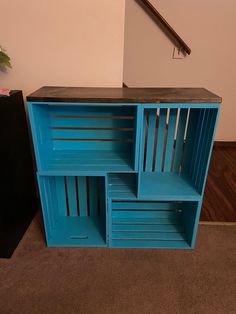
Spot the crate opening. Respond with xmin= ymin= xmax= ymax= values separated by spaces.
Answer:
xmin=111 ymin=201 xmax=199 ymax=249
xmin=108 ymin=173 xmax=137 ymax=199
xmin=32 ymin=104 xmax=137 ymax=173
xmin=141 ymin=107 xmax=218 ymax=196
xmin=39 ymin=176 xmax=107 ymax=247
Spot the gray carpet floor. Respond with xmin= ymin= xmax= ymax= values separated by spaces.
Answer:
xmin=0 ymin=213 xmax=235 ymax=314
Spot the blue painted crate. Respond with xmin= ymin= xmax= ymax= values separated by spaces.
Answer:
xmin=138 ymin=107 xmax=220 ymax=200
xmin=108 ymin=200 xmax=201 ymax=249
xmin=37 ymin=175 xmax=107 ymax=247
xmin=28 ymin=103 xmax=140 ymax=175
xmin=28 ymin=100 xmax=220 ymax=249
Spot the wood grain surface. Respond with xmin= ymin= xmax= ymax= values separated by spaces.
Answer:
xmin=201 ymin=144 xmax=236 ymax=222
xmin=27 ymin=86 xmax=222 ymax=103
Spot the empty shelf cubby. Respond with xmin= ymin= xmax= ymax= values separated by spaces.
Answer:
xmin=28 ymin=104 xmax=139 ymax=175
xmin=109 ymin=200 xmax=200 ymax=249
xmin=37 ymin=175 xmax=107 ymax=247
xmin=139 ymin=107 xmax=219 ymax=199
xmin=108 ymin=173 xmax=138 ymax=199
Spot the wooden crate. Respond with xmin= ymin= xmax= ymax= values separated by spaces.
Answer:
xmin=27 ymin=87 xmax=221 ymax=249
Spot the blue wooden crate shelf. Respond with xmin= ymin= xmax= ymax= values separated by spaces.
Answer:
xmin=37 ymin=175 xmax=107 ymax=247
xmin=27 ymin=87 xmax=221 ymax=249
xmin=109 ymin=201 xmax=200 ymax=249
xmin=28 ymin=103 xmax=139 ymax=174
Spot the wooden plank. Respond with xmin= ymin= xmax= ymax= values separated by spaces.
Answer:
xmin=112 ymin=201 xmax=181 ymax=210
xmin=66 ymin=177 xmax=78 ymax=216
xmin=77 ymin=177 xmax=88 ymax=216
xmin=50 ymin=117 xmax=134 ymax=128
xmin=55 ymin=176 xmax=67 ymax=216
xmin=154 ymin=109 xmax=167 ymax=171
xmin=173 ymin=109 xmax=188 ymax=172
xmin=112 ymin=231 xmax=186 ymax=241
xmin=145 ymin=109 xmax=157 ymax=171
xmin=164 ymin=109 xmax=177 ymax=171
xmin=51 ymin=129 xmax=133 ymax=140
xmin=182 ymin=109 xmax=200 ymax=173
xmin=49 ymin=105 xmax=135 ymax=116
xmin=27 ymin=87 xmax=222 ymax=103
xmin=112 ymin=210 xmax=178 ymax=219
xmin=89 ymin=177 xmax=98 ymax=216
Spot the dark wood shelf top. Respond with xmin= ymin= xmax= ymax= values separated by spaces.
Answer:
xmin=27 ymin=86 xmax=222 ymax=104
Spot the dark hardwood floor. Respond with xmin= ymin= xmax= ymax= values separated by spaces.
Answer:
xmin=201 ymin=144 xmax=236 ymax=222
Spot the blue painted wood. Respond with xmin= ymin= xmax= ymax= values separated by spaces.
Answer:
xmin=145 ymin=109 xmax=157 ymax=171
xmin=164 ymin=109 xmax=178 ymax=171
xmin=28 ymin=99 xmax=220 ymax=249
xmin=154 ymin=109 xmax=167 ymax=171
xmin=66 ymin=176 xmax=78 ymax=216
xmin=55 ymin=177 xmax=67 ymax=216
xmin=89 ymin=177 xmax=98 ymax=216
xmin=173 ymin=109 xmax=188 ymax=172
xmin=77 ymin=177 xmax=88 ymax=217
xmin=182 ymin=109 xmax=200 ymax=174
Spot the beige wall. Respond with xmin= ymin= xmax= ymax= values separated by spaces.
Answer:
xmin=124 ymin=0 xmax=236 ymax=141
xmin=0 ymin=0 xmax=125 ymax=95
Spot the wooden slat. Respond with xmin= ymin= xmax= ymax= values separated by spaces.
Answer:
xmin=191 ymin=109 xmax=206 ymax=181
xmin=112 ymin=201 xmax=181 ymax=210
xmin=112 ymin=210 xmax=178 ymax=219
xmin=112 ymin=224 xmax=185 ymax=232
xmin=99 ymin=177 xmax=106 ymax=216
xmin=66 ymin=177 xmax=78 ymax=216
xmin=50 ymin=117 xmax=133 ymax=128
xmin=154 ymin=109 xmax=167 ymax=171
xmin=182 ymin=109 xmax=200 ymax=173
xmin=55 ymin=176 xmax=67 ymax=216
xmin=51 ymin=129 xmax=133 ymax=140
xmin=196 ymin=110 xmax=217 ymax=192
xmin=173 ymin=109 xmax=188 ymax=172
xmin=164 ymin=109 xmax=178 ymax=171
xmin=77 ymin=177 xmax=88 ymax=216
xmin=112 ymin=231 xmax=185 ymax=241
xmin=89 ymin=177 xmax=98 ymax=216
xmin=49 ymin=106 xmax=135 ymax=116
xmin=145 ymin=109 xmax=157 ymax=171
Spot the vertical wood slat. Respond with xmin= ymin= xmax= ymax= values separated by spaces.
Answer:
xmin=191 ymin=109 xmax=206 ymax=181
xmin=154 ymin=109 xmax=167 ymax=171
xmin=66 ymin=176 xmax=78 ymax=216
xmin=182 ymin=109 xmax=200 ymax=174
xmin=55 ymin=176 xmax=67 ymax=216
xmin=89 ymin=177 xmax=98 ymax=216
xmin=140 ymin=109 xmax=147 ymax=172
xmin=196 ymin=110 xmax=216 ymax=192
xmin=134 ymin=106 xmax=143 ymax=171
xmin=193 ymin=109 xmax=211 ymax=187
xmin=145 ymin=109 xmax=157 ymax=171
xmin=164 ymin=109 xmax=178 ymax=172
xmin=77 ymin=177 xmax=88 ymax=216
xmin=173 ymin=109 xmax=188 ymax=172
xmin=99 ymin=177 xmax=106 ymax=216
xmin=37 ymin=176 xmax=53 ymax=239
xmin=188 ymin=109 xmax=204 ymax=180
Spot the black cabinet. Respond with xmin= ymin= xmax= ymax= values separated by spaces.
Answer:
xmin=0 ymin=91 xmax=37 ymax=258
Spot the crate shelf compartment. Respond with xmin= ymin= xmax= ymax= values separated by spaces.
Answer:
xmin=139 ymin=173 xmax=201 ymax=200
xmin=109 ymin=201 xmax=200 ymax=249
xmin=38 ymin=175 xmax=107 ymax=247
xmin=108 ymin=173 xmax=137 ymax=199
xmin=28 ymin=104 xmax=138 ymax=174
xmin=139 ymin=107 xmax=219 ymax=198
